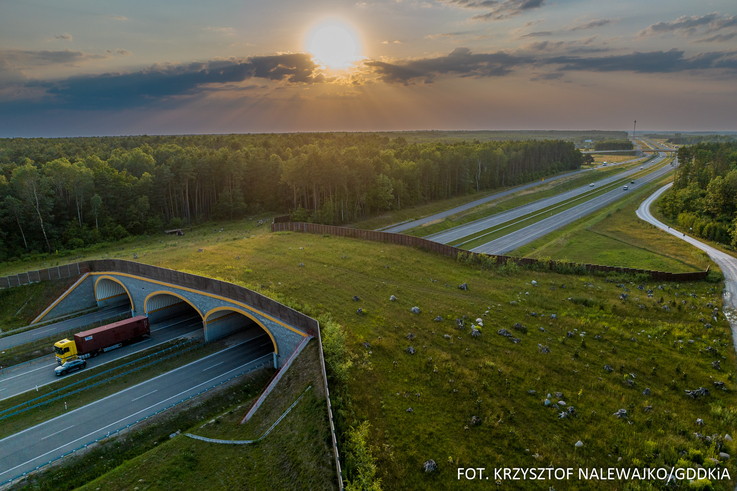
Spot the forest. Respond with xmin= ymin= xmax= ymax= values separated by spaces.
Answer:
xmin=658 ymin=142 xmax=737 ymax=246
xmin=594 ymin=140 xmax=634 ymax=151
xmin=0 ymin=133 xmax=582 ymax=261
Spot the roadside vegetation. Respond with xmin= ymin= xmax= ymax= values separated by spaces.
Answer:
xmin=512 ymin=175 xmax=717 ymax=274
xmin=0 ymin=278 xmax=76 ymax=332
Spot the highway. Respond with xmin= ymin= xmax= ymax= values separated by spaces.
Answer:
xmin=0 ymin=305 xmax=131 ymax=352
xmin=0 ymin=331 xmax=274 ymax=481
xmin=637 ymin=183 xmax=737 ymax=352
xmin=470 ymin=153 xmax=674 ymax=255
xmin=0 ymin=314 xmax=203 ymax=401
xmin=380 ymin=156 xmax=645 ymax=234
xmin=429 ymin=152 xmax=667 ymax=245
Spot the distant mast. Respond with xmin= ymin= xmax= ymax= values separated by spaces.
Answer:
xmin=633 ymin=120 xmax=636 ymax=140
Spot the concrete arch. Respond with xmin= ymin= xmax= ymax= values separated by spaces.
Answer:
xmin=204 ymin=306 xmax=278 ymax=354
xmin=144 ymin=290 xmax=204 ymax=320
xmin=94 ymin=275 xmax=135 ymax=310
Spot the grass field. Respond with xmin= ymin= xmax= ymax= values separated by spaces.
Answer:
xmin=78 ymin=339 xmax=337 ymax=491
xmin=0 ymin=279 xmax=77 ymax=332
xmin=511 ymin=176 xmax=717 ymax=275
xmin=402 ymin=157 xmax=654 ymax=239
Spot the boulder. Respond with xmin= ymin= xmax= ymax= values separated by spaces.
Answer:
xmin=575 ymin=441 xmax=583 ymax=448
xmin=470 ymin=416 xmax=482 ymax=426
xmin=458 ymin=283 xmax=468 ymax=290
xmin=406 ymin=407 xmax=414 ymax=413
xmin=434 ymin=316 xmax=443 ymax=322
xmin=532 ymin=280 xmax=538 ymax=286
xmin=352 ymin=295 xmax=360 ymax=301
xmin=356 ymin=308 xmax=364 ymax=316
xmin=406 ymin=346 xmax=416 ymax=355
xmin=719 ymin=452 xmax=730 ymax=461
xmin=423 ymin=460 xmax=438 ymax=473
xmin=642 ymin=388 xmax=650 ymax=396
xmin=410 ymin=306 xmax=421 ymax=314
xmin=407 ymin=333 xmax=415 ymax=340
xmin=550 ymin=314 xmax=557 ymax=320
xmin=471 ymin=328 xmax=481 ymax=338
xmin=390 ymin=295 xmax=398 ymax=302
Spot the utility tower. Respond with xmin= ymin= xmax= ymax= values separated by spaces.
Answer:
xmin=633 ymin=120 xmax=636 ymax=140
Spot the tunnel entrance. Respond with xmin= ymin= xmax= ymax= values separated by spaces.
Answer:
xmin=204 ymin=308 xmax=277 ymax=354
xmin=144 ymin=291 xmax=204 ymax=337
xmin=95 ymin=276 xmax=133 ymax=311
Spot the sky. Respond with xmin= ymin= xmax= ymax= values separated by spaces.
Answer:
xmin=1 ymin=0 xmax=736 ymax=137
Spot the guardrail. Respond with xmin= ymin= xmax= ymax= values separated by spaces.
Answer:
xmin=0 ymin=355 xmax=273 ymax=489
xmin=0 ymin=338 xmax=204 ymax=420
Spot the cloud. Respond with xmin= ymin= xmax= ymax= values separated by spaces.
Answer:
xmin=637 ymin=12 xmax=733 ymax=38
xmin=546 ymin=48 xmax=737 ymax=73
xmin=0 ymin=49 xmax=109 ymax=69
xmin=25 ymin=53 xmax=326 ymax=109
xmin=426 ymin=32 xmax=467 ymax=40
xmin=529 ymin=72 xmax=564 ymax=81
xmin=518 ymin=31 xmax=553 ymax=38
xmin=439 ymin=0 xmax=546 ymax=22
xmin=568 ymin=18 xmax=618 ymax=31
xmin=55 ymin=33 xmax=73 ymax=41
xmin=693 ymin=32 xmax=737 ymax=43
xmin=115 ymin=49 xmax=132 ymax=57
xmin=364 ymin=47 xmax=529 ymax=83
xmin=203 ymin=26 xmax=236 ymax=35
xmin=109 ymin=15 xmax=127 ymax=21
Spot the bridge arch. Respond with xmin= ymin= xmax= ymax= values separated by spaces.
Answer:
xmin=144 ymin=290 xmax=204 ymax=325
xmin=95 ymin=276 xmax=134 ymax=310
xmin=204 ymin=306 xmax=278 ymax=354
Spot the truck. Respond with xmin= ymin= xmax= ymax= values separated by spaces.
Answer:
xmin=54 ymin=316 xmax=150 ymax=364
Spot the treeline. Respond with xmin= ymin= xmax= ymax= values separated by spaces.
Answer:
xmin=665 ymin=134 xmax=736 ymax=145
xmin=594 ymin=140 xmax=634 ymax=151
xmin=0 ymin=134 xmax=582 ymax=260
xmin=658 ymin=142 xmax=737 ymax=245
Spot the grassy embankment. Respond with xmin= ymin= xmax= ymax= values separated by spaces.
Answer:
xmin=19 ymin=225 xmax=731 ymax=490
xmin=512 ymin=175 xmax=717 ymax=275
xmin=0 ymin=279 xmax=78 ymax=332
xmin=399 ymin=157 xmax=651 ymax=238
xmin=77 ymin=339 xmax=337 ymax=491
xmin=445 ymin=157 xmax=673 ymax=250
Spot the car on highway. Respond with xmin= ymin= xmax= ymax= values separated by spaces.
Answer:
xmin=640 ymin=166 xmax=643 ymax=170
xmin=631 ymin=180 xmax=635 ymax=184
xmin=54 ymin=359 xmax=86 ymax=376
xmin=589 ymin=183 xmax=595 ymax=187
xmin=623 ymin=185 xmax=629 ymax=190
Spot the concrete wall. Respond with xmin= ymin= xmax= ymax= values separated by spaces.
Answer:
xmin=43 ymin=275 xmax=98 ymax=321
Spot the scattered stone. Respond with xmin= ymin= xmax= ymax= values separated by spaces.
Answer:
xmin=510 ymin=301 xmax=518 ymax=306
xmin=644 ymin=405 xmax=653 ymax=412
xmin=558 ymin=411 xmax=567 ymax=419
xmin=362 ymin=342 xmax=371 ymax=349
xmin=513 ymin=323 xmax=528 ymax=334
xmin=496 ymin=329 xmax=521 ymax=343
xmin=444 ymin=334 xmax=452 ymax=340
xmin=406 ymin=407 xmax=414 ymax=413
xmin=455 ymin=318 xmax=464 ymax=329
xmin=725 ymin=434 xmax=733 ymax=442
xmin=719 ymin=452 xmax=730 ymax=461
xmin=406 ymin=346 xmax=416 ymax=355
xmin=352 ymin=295 xmax=360 ymax=301
xmin=714 ymin=381 xmax=726 ymax=389
xmin=475 ymin=318 xmax=483 ymax=326
xmin=539 ymin=327 xmax=546 ymax=332
xmin=544 ymin=399 xmax=552 ymax=406
xmin=550 ymin=314 xmax=557 ymax=320
xmin=604 ymin=365 xmax=614 ymax=373
xmin=712 ymin=360 xmax=721 ymax=370
xmin=407 ymin=333 xmax=415 ymax=340
xmin=558 ymin=401 xmax=566 ymax=407
xmin=696 ymin=418 xmax=704 ymax=426
xmin=470 ymin=416 xmax=482 ymax=426
xmin=685 ymin=387 xmax=710 ymax=399
xmin=642 ymin=388 xmax=650 ymax=396
xmin=458 ymin=283 xmax=468 ymax=290
xmin=299 ymin=263 xmax=304 ymax=267
xmin=527 ymin=390 xmax=536 ymax=395
xmin=568 ymin=406 xmax=576 ymax=416
xmin=555 ymin=392 xmax=563 ymax=399
xmin=538 ymin=344 xmax=550 ymax=354
xmin=356 ymin=308 xmax=364 ymax=316
xmin=705 ymin=323 xmax=713 ymax=329
xmin=566 ymin=331 xmax=575 ymax=338
xmin=531 ymin=280 xmax=537 ymax=286
xmin=423 ymin=460 xmax=438 ymax=473
xmin=198 ymin=248 xmax=204 ymax=252
xmin=390 ymin=295 xmax=398 ymax=302
xmin=434 ymin=315 xmax=443 ymax=322
xmin=613 ymin=409 xmax=628 ymax=418
xmin=410 ymin=306 xmax=421 ymax=314
xmin=471 ymin=328 xmax=481 ymax=338
xmin=531 ymin=312 xmax=537 ymax=317
xmin=575 ymin=440 xmax=583 ymax=448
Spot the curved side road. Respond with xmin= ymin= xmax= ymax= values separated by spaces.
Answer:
xmin=637 ymin=183 xmax=737 ymax=354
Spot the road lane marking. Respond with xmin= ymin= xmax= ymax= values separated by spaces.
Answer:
xmin=202 ymin=362 xmax=224 ymax=372
xmin=1 ymin=363 xmax=57 ymax=381
xmin=30 ymin=328 xmax=56 ymax=336
xmin=41 ymin=425 xmax=74 ymax=441
xmin=0 ymin=353 xmax=271 ymax=478
xmin=131 ymin=390 xmax=158 ymax=402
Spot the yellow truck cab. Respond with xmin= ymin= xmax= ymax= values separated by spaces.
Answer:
xmin=54 ymin=339 xmax=78 ymax=364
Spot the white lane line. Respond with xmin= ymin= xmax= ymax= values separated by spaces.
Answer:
xmin=0 ymin=356 xmax=267 ymax=478
xmin=1 ymin=363 xmax=57 ymax=382
xmin=30 ymin=328 xmax=56 ymax=337
xmin=202 ymin=362 xmax=224 ymax=372
xmin=131 ymin=390 xmax=158 ymax=402
xmin=40 ymin=425 xmax=74 ymax=441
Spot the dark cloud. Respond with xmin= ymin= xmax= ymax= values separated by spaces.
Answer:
xmin=115 ymin=49 xmax=132 ymax=57
xmin=568 ymin=19 xmax=618 ymax=31
xmin=638 ymin=12 xmax=728 ymax=37
xmin=55 ymin=33 xmax=73 ymax=41
xmin=440 ymin=0 xmax=545 ymax=22
xmin=364 ymin=47 xmax=529 ymax=84
xmin=694 ymin=32 xmax=737 ymax=43
xmin=519 ymin=31 xmax=553 ymax=38
xmin=0 ymin=49 xmax=107 ymax=68
xmin=22 ymin=53 xmax=324 ymax=110
xmin=530 ymin=72 xmax=564 ymax=81
xmin=547 ymin=48 xmax=737 ymax=73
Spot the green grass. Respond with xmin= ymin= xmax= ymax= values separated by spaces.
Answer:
xmin=403 ymin=156 xmax=653 ymax=238
xmin=76 ymin=339 xmax=336 ymax=491
xmin=5 ymin=211 xmax=736 ymax=490
xmin=0 ymin=278 xmax=77 ymax=332
xmin=512 ymin=176 xmax=718 ymax=275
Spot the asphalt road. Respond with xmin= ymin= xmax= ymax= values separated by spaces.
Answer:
xmin=429 ymin=153 xmax=667 ymax=245
xmin=0 ymin=331 xmax=274 ymax=481
xmin=0 ymin=305 xmax=131 ymax=352
xmin=0 ymin=314 xmax=204 ymax=401
xmin=470 ymin=153 xmax=675 ymax=255
xmin=637 ymin=183 xmax=737 ymax=353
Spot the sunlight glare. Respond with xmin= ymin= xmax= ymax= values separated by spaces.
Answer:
xmin=306 ymin=21 xmax=360 ymax=70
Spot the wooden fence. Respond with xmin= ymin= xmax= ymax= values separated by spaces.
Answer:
xmin=271 ymin=220 xmax=709 ymax=282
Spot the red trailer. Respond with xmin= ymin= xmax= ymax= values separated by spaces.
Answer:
xmin=54 ymin=316 xmax=150 ymax=363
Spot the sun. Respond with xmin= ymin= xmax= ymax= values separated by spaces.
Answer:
xmin=306 ymin=21 xmax=361 ymax=70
